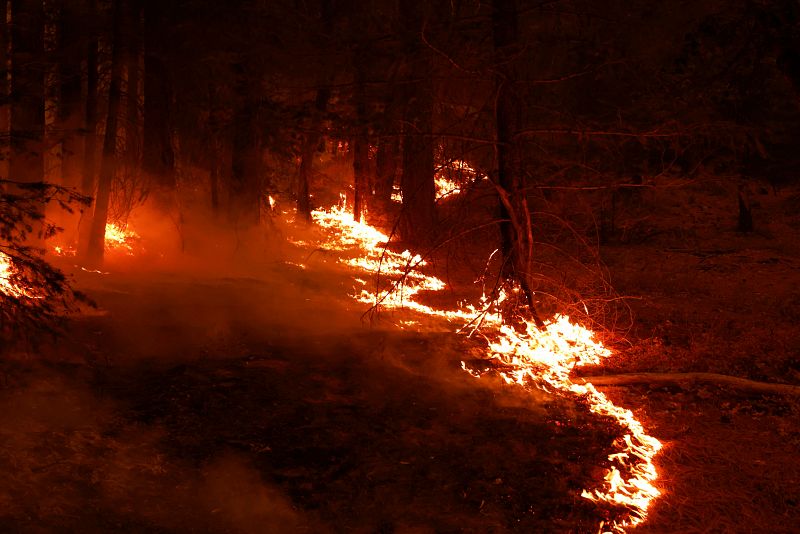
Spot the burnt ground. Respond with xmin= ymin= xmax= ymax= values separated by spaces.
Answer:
xmin=4 ymin=179 xmax=800 ymax=533
xmin=0 ymin=273 xmax=629 ymax=533
xmin=582 ymin=181 xmax=800 ymax=533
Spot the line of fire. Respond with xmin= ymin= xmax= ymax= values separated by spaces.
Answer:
xmin=1 ymin=1 xmax=800 ymax=532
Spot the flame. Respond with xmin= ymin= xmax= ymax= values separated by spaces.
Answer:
xmin=104 ymin=223 xmax=139 ymax=254
xmin=306 ymin=199 xmax=662 ymax=532
xmin=0 ymin=252 xmax=36 ymax=298
xmin=389 ymin=159 xmax=485 ymax=203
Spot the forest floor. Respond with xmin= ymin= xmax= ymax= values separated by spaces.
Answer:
xmin=3 ymin=179 xmax=800 ymax=533
xmin=0 ymin=268 xmax=629 ymax=533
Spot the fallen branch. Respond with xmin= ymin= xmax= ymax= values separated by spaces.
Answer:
xmin=576 ymin=372 xmax=800 ymax=396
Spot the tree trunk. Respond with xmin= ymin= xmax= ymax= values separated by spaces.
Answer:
xmin=491 ymin=0 xmax=544 ymax=327
xmin=142 ymin=0 xmax=174 ymax=191
xmin=296 ymin=0 xmax=333 ymax=222
xmin=125 ymin=0 xmax=142 ymax=172
xmin=374 ymin=136 xmax=398 ymax=211
xmin=9 ymin=0 xmax=45 ymax=187
xmin=398 ymin=5 xmax=435 ymax=245
xmin=297 ymin=85 xmax=330 ymax=221
xmin=85 ymin=0 xmax=124 ymax=265
xmin=81 ymin=0 xmax=99 ymax=198
xmin=57 ymin=0 xmax=84 ymax=190
xmin=0 ymin=2 xmax=8 ymax=181
xmin=228 ymin=62 xmax=261 ymax=228
xmin=352 ymin=48 xmax=370 ymax=222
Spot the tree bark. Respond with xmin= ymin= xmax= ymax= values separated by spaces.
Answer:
xmin=9 ymin=0 xmax=45 ymax=187
xmin=81 ymin=0 xmax=99 ymax=198
xmin=297 ymin=85 xmax=330 ymax=221
xmin=125 ymin=0 xmax=142 ymax=172
xmin=142 ymin=0 xmax=174 ymax=191
xmin=0 ymin=1 xmax=8 ymax=181
xmin=296 ymin=0 xmax=333 ymax=222
xmin=228 ymin=62 xmax=261 ymax=227
xmin=398 ymin=4 xmax=436 ymax=245
xmin=57 ymin=0 xmax=84 ymax=190
xmin=352 ymin=46 xmax=370 ymax=222
xmin=374 ymin=136 xmax=398 ymax=211
xmin=85 ymin=0 xmax=124 ymax=265
xmin=491 ymin=0 xmax=544 ymax=327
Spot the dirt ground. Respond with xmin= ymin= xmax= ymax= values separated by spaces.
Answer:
xmin=3 ymin=179 xmax=800 ymax=533
xmin=0 ymin=272 xmax=629 ymax=533
xmin=587 ymin=181 xmax=800 ymax=533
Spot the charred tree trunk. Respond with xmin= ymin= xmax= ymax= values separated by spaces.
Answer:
xmin=352 ymin=46 xmax=370 ymax=222
xmin=125 ymin=0 xmax=142 ymax=173
xmin=81 ymin=0 xmax=99 ymax=198
xmin=9 ymin=0 xmax=45 ymax=188
xmin=57 ymin=1 xmax=84 ymax=190
xmin=85 ymin=0 xmax=124 ymax=265
xmin=0 ymin=1 xmax=7 ymax=179
xmin=398 ymin=6 xmax=435 ymax=245
xmin=491 ymin=0 xmax=544 ymax=327
xmin=228 ymin=62 xmax=261 ymax=228
xmin=296 ymin=0 xmax=333 ymax=222
xmin=297 ymin=85 xmax=330 ymax=221
xmin=142 ymin=0 xmax=174 ymax=192
xmin=374 ymin=136 xmax=398 ymax=211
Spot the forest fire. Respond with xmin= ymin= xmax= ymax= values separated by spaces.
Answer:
xmin=102 ymin=223 xmax=139 ymax=254
xmin=309 ymin=201 xmax=662 ymax=532
xmin=51 ymin=223 xmax=139 ymax=258
xmin=0 ymin=252 xmax=37 ymax=298
xmin=0 ymin=253 xmax=22 ymax=297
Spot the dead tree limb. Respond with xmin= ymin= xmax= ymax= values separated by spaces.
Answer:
xmin=576 ymin=372 xmax=800 ymax=396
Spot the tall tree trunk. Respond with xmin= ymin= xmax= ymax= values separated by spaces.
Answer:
xmin=296 ymin=0 xmax=333 ymax=222
xmin=296 ymin=85 xmax=330 ymax=221
xmin=81 ymin=0 xmax=98 ymax=198
xmin=0 ymin=1 xmax=8 ymax=180
xmin=9 ymin=0 xmax=45 ymax=188
xmin=374 ymin=136 xmax=397 ymax=211
xmin=125 ymin=0 xmax=141 ymax=172
xmin=491 ymin=0 xmax=544 ymax=327
xmin=85 ymin=0 xmax=124 ymax=265
xmin=228 ymin=62 xmax=261 ymax=227
xmin=142 ymin=0 xmax=174 ymax=191
xmin=398 ymin=5 xmax=435 ymax=245
xmin=57 ymin=0 xmax=84 ymax=190
xmin=352 ymin=47 xmax=370 ymax=222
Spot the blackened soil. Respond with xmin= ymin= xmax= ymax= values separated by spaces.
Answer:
xmin=0 ymin=332 xmax=626 ymax=533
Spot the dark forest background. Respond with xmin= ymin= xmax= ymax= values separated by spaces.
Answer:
xmin=3 ymin=0 xmax=800 ymax=330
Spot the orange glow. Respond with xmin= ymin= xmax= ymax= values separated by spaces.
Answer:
xmin=104 ymin=223 xmax=139 ymax=254
xmin=307 ymin=199 xmax=662 ymax=532
xmin=0 ymin=252 xmax=36 ymax=298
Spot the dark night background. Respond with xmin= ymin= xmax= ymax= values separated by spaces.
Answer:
xmin=1 ymin=0 xmax=800 ymax=532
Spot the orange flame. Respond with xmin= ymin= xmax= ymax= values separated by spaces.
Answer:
xmin=0 ymin=252 xmax=37 ymax=298
xmin=103 ymin=223 xmax=139 ymax=254
xmin=307 ymin=200 xmax=662 ymax=532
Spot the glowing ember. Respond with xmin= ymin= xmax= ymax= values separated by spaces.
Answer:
xmin=104 ymin=223 xmax=139 ymax=253
xmin=52 ymin=244 xmax=77 ymax=257
xmin=434 ymin=159 xmax=486 ymax=201
xmin=305 ymin=199 xmax=662 ymax=532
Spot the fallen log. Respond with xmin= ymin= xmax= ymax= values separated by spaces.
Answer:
xmin=576 ymin=372 xmax=800 ymax=396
